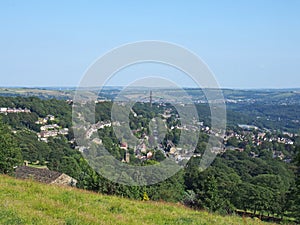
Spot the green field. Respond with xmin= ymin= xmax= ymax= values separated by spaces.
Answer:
xmin=0 ymin=175 xmax=274 ymax=225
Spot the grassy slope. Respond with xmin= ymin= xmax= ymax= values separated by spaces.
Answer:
xmin=0 ymin=175 xmax=273 ymax=225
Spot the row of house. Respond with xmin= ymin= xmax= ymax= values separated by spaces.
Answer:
xmin=225 ymin=129 xmax=295 ymax=147
xmin=38 ymin=128 xmax=69 ymax=142
xmin=40 ymin=124 xmax=59 ymax=131
xmin=85 ymin=121 xmax=111 ymax=139
xmin=0 ymin=107 xmax=31 ymax=114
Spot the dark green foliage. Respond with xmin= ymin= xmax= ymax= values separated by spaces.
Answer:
xmin=15 ymin=130 xmax=50 ymax=163
xmin=289 ymin=146 xmax=300 ymax=221
xmin=146 ymin=170 xmax=185 ymax=202
xmin=0 ymin=118 xmax=23 ymax=174
xmin=95 ymin=101 xmax=112 ymax=122
xmin=153 ymin=150 xmax=165 ymax=161
xmin=183 ymin=149 xmax=295 ymax=217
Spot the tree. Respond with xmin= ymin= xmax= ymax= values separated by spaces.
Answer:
xmin=290 ymin=146 xmax=300 ymax=222
xmin=147 ymin=170 xmax=185 ymax=202
xmin=0 ymin=119 xmax=22 ymax=174
xmin=226 ymin=137 xmax=239 ymax=147
xmin=198 ymin=175 xmax=222 ymax=212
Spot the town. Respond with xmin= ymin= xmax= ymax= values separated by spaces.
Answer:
xmin=73 ymin=100 xmax=297 ymax=165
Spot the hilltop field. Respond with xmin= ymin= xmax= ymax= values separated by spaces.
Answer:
xmin=0 ymin=175 xmax=273 ymax=225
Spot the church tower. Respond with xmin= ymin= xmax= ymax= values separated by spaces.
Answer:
xmin=125 ymin=151 xmax=130 ymax=163
xmin=150 ymin=90 xmax=152 ymax=108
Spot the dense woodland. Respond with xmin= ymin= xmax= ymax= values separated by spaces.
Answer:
xmin=0 ymin=96 xmax=300 ymax=223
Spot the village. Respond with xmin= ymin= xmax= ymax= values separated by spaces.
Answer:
xmin=73 ymin=102 xmax=297 ymax=165
xmin=1 ymin=101 xmax=295 ymax=164
xmin=35 ymin=114 xmax=69 ymax=142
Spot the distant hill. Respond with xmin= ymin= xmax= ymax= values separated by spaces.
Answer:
xmin=0 ymin=175 xmax=273 ymax=225
xmin=1 ymin=87 xmax=300 ymax=104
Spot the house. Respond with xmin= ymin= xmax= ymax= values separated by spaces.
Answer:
xmin=15 ymin=166 xmax=77 ymax=187
xmin=40 ymin=124 xmax=59 ymax=131
xmin=120 ymin=142 xmax=128 ymax=150
xmin=146 ymin=151 xmax=153 ymax=159
xmin=58 ymin=128 xmax=69 ymax=135
xmin=35 ymin=118 xmax=47 ymax=124
xmin=0 ymin=107 xmax=7 ymax=113
xmin=47 ymin=115 xmax=55 ymax=121
xmin=169 ymin=147 xmax=177 ymax=154
xmin=39 ymin=130 xmax=58 ymax=138
xmin=92 ymin=138 xmax=102 ymax=145
xmin=140 ymin=143 xmax=147 ymax=153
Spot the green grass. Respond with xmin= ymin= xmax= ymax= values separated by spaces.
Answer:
xmin=0 ymin=175 xmax=274 ymax=225
xmin=26 ymin=164 xmax=48 ymax=169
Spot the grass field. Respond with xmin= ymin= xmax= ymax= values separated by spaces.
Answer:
xmin=0 ymin=175 xmax=275 ymax=225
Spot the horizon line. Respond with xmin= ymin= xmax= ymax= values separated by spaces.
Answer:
xmin=1 ymin=85 xmax=300 ymax=91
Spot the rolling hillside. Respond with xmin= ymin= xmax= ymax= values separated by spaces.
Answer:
xmin=0 ymin=175 xmax=274 ymax=225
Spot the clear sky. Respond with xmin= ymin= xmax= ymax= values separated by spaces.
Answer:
xmin=0 ymin=0 xmax=300 ymax=88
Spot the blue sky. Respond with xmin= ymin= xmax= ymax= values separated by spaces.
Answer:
xmin=0 ymin=0 xmax=299 ymax=88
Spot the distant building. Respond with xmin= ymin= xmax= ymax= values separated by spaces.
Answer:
xmin=47 ymin=115 xmax=55 ymax=121
xmin=39 ymin=130 xmax=58 ymax=138
xmin=15 ymin=166 xmax=77 ymax=187
xmin=140 ymin=143 xmax=147 ymax=153
xmin=0 ymin=107 xmax=30 ymax=114
xmin=120 ymin=142 xmax=128 ymax=150
xmin=92 ymin=138 xmax=102 ymax=145
xmin=0 ymin=107 xmax=7 ymax=113
xmin=58 ymin=128 xmax=69 ymax=135
xmin=238 ymin=124 xmax=259 ymax=130
xmin=146 ymin=151 xmax=153 ymax=159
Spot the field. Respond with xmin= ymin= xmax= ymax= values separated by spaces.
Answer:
xmin=0 ymin=175 xmax=275 ymax=225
